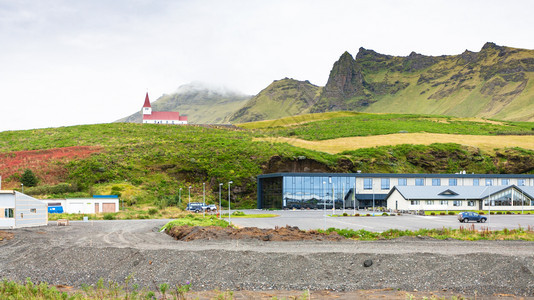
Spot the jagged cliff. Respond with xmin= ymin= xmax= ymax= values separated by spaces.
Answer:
xmin=311 ymin=42 xmax=534 ymax=121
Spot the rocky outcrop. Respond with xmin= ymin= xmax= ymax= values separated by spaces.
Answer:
xmin=321 ymin=52 xmax=364 ymax=100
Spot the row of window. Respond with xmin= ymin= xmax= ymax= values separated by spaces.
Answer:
xmin=364 ymin=178 xmax=526 ymax=190
xmin=410 ymin=200 xmax=476 ymax=206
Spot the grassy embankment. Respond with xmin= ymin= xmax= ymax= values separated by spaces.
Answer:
xmin=159 ymin=215 xmax=534 ymax=241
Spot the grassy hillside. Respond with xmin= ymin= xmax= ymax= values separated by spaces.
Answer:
xmin=247 ymin=113 xmax=534 ymax=140
xmin=1 ymin=113 xmax=533 ymax=208
xmin=228 ymin=78 xmax=322 ymax=123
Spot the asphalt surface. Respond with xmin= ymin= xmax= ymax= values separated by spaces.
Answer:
xmin=227 ymin=209 xmax=534 ymax=232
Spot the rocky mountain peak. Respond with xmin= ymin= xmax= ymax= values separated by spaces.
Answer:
xmin=481 ymin=42 xmax=504 ymax=51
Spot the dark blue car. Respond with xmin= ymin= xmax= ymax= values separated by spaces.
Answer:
xmin=458 ymin=212 xmax=487 ymax=223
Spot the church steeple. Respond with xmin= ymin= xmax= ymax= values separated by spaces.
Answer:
xmin=142 ymin=92 xmax=152 ymax=115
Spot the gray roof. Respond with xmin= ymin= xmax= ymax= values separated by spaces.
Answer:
xmin=258 ymin=173 xmax=534 ymax=179
xmin=392 ymin=185 xmax=534 ymax=200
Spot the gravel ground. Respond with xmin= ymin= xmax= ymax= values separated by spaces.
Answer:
xmin=1 ymin=220 xmax=534 ymax=298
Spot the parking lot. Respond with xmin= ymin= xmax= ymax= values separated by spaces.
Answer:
xmin=228 ymin=209 xmax=534 ymax=232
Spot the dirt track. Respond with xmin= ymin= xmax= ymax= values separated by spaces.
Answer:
xmin=1 ymin=220 xmax=534 ymax=299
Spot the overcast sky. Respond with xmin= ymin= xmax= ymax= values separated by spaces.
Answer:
xmin=1 ymin=0 xmax=533 ymax=132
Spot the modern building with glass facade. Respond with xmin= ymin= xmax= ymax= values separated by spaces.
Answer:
xmin=257 ymin=173 xmax=534 ymax=210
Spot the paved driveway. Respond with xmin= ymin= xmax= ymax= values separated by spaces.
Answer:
xmin=227 ymin=209 xmax=534 ymax=232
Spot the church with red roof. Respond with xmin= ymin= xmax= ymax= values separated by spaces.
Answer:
xmin=142 ymin=93 xmax=188 ymax=125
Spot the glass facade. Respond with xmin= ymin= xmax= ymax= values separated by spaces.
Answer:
xmin=276 ymin=175 xmax=357 ymax=209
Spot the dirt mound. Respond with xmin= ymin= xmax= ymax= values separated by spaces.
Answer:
xmin=166 ymin=225 xmax=344 ymax=241
xmin=0 ymin=231 xmax=14 ymax=242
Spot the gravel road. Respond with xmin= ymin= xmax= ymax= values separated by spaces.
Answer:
xmin=1 ymin=220 xmax=533 ymax=298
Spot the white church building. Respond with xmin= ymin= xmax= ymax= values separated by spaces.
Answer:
xmin=142 ymin=93 xmax=188 ymax=125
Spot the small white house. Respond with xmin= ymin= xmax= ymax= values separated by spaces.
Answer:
xmin=0 ymin=190 xmax=48 ymax=229
xmin=42 ymin=196 xmax=119 ymax=214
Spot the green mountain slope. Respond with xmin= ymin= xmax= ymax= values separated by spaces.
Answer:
xmin=117 ymin=83 xmax=251 ymax=124
xmin=312 ymin=43 xmax=534 ymax=121
xmin=1 ymin=113 xmax=533 ymax=208
xmin=228 ymin=78 xmax=322 ymax=123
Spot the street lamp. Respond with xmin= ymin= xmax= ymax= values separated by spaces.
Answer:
xmin=188 ymin=186 xmax=192 ymax=208
xmin=21 ymin=183 xmax=23 ymax=193
xmin=228 ymin=181 xmax=233 ymax=224
xmin=179 ymin=188 xmax=182 ymax=206
xmin=323 ymin=181 xmax=326 ymax=230
xmin=203 ymin=182 xmax=206 ymax=217
xmin=219 ymin=183 xmax=223 ymax=219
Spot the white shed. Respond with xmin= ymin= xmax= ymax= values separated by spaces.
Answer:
xmin=0 ymin=190 xmax=48 ymax=229
xmin=42 ymin=196 xmax=119 ymax=214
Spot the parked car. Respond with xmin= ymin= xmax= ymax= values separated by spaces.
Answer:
xmin=185 ymin=202 xmax=204 ymax=213
xmin=458 ymin=212 xmax=487 ymax=223
xmin=202 ymin=204 xmax=218 ymax=212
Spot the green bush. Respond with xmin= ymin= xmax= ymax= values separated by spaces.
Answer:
xmin=232 ymin=211 xmax=245 ymax=216
xmin=505 ymin=211 xmax=512 ymax=215
xmin=103 ymin=213 xmax=115 ymax=220
xmin=440 ymin=212 xmax=445 ymax=215
xmin=430 ymin=212 xmax=435 ymax=215
xmin=148 ymin=208 xmax=158 ymax=215
xmin=497 ymin=211 xmax=503 ymax=215
xmin=343 ymin=212 xmax=348 ymax=216
xmin=354 ymin=213 xmax=360 ymax=216
xmin=478 ymin=211 xmax=485 ymax=215
xmin=382 ymin=212 xmax=388 ymax=216
xmin=448 ymin=211 xmax=455 ymax=215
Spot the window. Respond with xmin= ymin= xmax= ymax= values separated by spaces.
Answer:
xmin=518 ymin=179 xmax=526 ymax=186
xmin=364 ymin=178 xmax=373 ymax=190
xmin=398 ymin=178 xmax=407 ymax=186
xmin=485 ymin=179 xmax=493 ymax=186
xmin=467 ymin=200 xmax=475 ymax=207
xmin=501 ymin=179 xmax=509 ymax=185
xmin=30 ymin=208 xmax=37 ymax=213
xmin=473 ymin=179 xmax=480 ymax=186
xmin=381 ymin=178 xmax=390 ymax=190
xmin=453 ymin=200 xmax=462 ymax=207
xmin=440 ymin=200 xmax=448 ymax=205
xmin=415 ymin=178 xmax=424 ymax=186
xmin=426 ymin=200 xmax=434 ymax=205
xmin=4 ymin=208 xmax=14 ymax=218
xmin=410 ymin=200 xmax=420 ymax=205
xmin=432 ymin=179 xmax=441 ymax=186
xmin=449 ymin=178 xmax=457 ymax=186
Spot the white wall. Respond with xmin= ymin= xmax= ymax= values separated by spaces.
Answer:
xmin=0 ymin=191 xmax=47 ymax=229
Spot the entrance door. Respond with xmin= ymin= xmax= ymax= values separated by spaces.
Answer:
xmin=95 ymin=203 xmax=99 ymax=213
xmin=102 ymin=203 xmax=116 ymax=213
xmin=478 ymin=200 xmax=483 ymax=210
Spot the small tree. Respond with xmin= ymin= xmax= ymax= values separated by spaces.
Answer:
xmin=20 ymin=169 xmax=38 ymax=187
